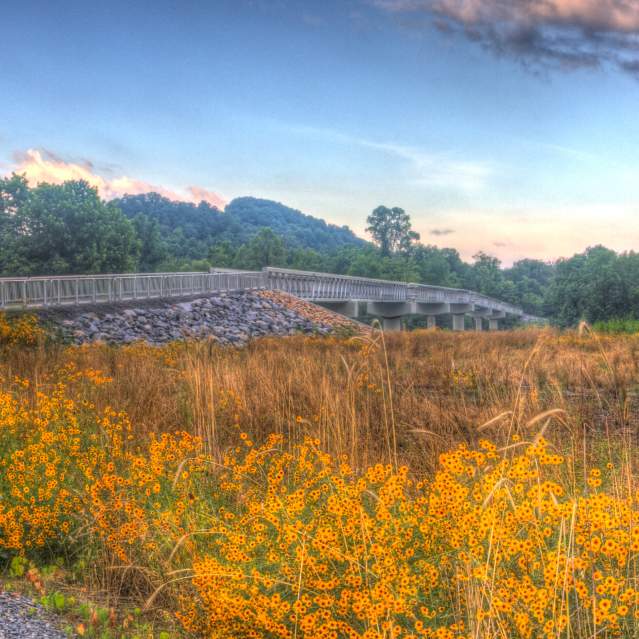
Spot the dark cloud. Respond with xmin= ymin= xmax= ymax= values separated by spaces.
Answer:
xmin=493 ymin=241 xmax=509 ymax=247
xmin=373 ymin=0 xmax=639 ymax=77
xmin=430 ymin=228 xmax=455 ymax=235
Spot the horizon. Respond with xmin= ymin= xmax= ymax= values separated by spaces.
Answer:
xmin=2 ymin=0 xmax=639 ymax=267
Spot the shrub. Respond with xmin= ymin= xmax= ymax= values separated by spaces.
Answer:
xmin=0 ymin=312 xmax=44 ymax=347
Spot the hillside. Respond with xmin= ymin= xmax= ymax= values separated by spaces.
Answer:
xmin=225 ymin=197 xmax=366 ymax=251
xmin=112 ymin=193 xmax=366 ymax=260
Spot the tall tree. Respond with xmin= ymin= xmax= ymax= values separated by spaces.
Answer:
xmin=6 ymin=178 xmax=140 ymax=275
xmin=504 ymin=259 xmax=554 ymax=316
xmin=366 ymin=206 xmax=420 ymax=256
xmin=0 ymin=174 xmax=31 ymax=275
xmin=465 ymin=252 xmax=511 ymax=299
xmin=545 ymin=246 xmax=626 ymax=326
xmin=132 ymin=213 xmax=168 ymax=271
xmin=233 ymin=228 xmax=287 ymax=270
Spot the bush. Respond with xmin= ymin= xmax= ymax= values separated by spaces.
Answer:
xmin=592 ymin=317 xmax=639 ymax=334
xmin=0 ymin=313 xmax=44 ymax=347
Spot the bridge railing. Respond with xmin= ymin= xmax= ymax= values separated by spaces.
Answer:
xmin=0 ymin=271 xmax=265 ymax=309
xmin=0 ymin=267 xmax=525 ymax=317
xmin=263 ymin=267 xmax=407 ymax=302
xmin=264 ymin=268 xmax=522 ymax=315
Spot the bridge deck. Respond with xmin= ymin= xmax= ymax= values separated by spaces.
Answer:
xmin=0 ymin=267 xmax=542 ymax=324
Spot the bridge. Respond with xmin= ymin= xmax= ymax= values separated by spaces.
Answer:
xmin=0 ymin=267 xmax=539 ymax=330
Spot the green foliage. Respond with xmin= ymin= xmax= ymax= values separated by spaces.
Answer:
xmin=131 ymin=213 xmax=168 ymax=271
xmin=40 ymin=590 xmax=71 ymax=613
xmin=9 ymin=555 xmax=28 ymax=578
xmin=232 ymin=227 xmax=287 ymax=269
xmin=225 ymin=197 xmax=365 ymax=251
xmin=503 ymin=258 xmax=554 ymax=316
xmin=544 ymin=245 xmax=637 ymax=327
xmin=592 ymin=318 xmax=639 ymax=334
xmin=366 ymin=205 xmax=420 ymax=255
xmin=0 ymin=175 xmax=139 ymax=276
xmin=113 ymin=194 xmax=365 ymax=264
xmin=113 ymin=193 xmax=227 ymax=262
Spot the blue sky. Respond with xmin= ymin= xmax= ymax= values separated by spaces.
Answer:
xmin=2 ymin=0 xmax=639 ymax=265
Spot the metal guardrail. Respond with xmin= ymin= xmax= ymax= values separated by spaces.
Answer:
xmin=262 ymin=267 xmax=523 ymax=316
xmin=0 ymin=271 xmax=265 ymax=309
xmin=0 ymin=266 xmax=526 ymax=317
xmin=263 ymin=268 xmax=406 ymax=302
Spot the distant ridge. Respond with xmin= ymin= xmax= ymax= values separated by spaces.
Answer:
xmin=112 ymin=193 xmax=366 ymax=258
xmin=226 ymin=197 xmax=366 ymax=251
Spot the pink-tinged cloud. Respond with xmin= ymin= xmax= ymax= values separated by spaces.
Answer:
xmin=429 ymin=0 xmax=639 ymax=32
xmin=374 ymin=0 xmax=639 ymax=76
xmin=186 ymin=186 xmax=227 ymax=210
xmin=8 ymin=149 xmax=228 ymax=208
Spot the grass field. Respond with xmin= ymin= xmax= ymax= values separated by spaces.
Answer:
xmin=3 ymin=321 xmax=639 ymax=637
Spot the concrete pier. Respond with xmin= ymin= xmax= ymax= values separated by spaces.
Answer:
xmin=452 ymin=315 xmax=466 ymax=331
xmin=382 ymin=316 xmax=402 ymax=331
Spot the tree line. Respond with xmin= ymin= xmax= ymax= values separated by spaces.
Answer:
xmin=1 ymin=175 xmax=636 ymax=326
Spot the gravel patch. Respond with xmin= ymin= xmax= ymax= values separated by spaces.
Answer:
xmin=0 ymin=591 xmax=67 ymax=639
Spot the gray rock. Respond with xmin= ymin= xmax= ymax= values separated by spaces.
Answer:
xmin=0 ymin=591 xmax=67 ymax=639
xmin=53 ymin=290 xmax=341 ymax=346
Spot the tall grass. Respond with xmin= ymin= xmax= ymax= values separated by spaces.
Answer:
xmin=3 ymin=327 xmax=639 ymax=636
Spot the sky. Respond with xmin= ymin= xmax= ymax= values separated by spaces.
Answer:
xmin=2 ymin=0 xmax=639 ymax=265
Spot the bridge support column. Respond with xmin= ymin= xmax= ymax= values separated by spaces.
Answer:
xmin=382 ymin=316 xmax=402 ymax=331
xmin=367 ymin=302 xmax=413 ymax=332
xmin=474 ymin=317 xmax=483 ymax=331
xmin=489 ymin=319 xmax=499 ymax=331
xmin=427 ymin=315 xmax=437 ymax=329
xmin=452 ymin=315 xmax=466 ymax=331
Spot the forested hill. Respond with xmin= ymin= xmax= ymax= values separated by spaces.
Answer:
xmin=113 ymin=194 xmax=366 ymax=259
xmin=225 ymin=198 xmax=366 ymax=250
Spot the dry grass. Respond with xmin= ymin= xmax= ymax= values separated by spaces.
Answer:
xmin=3 ymin=327 xmax=639 ymax=472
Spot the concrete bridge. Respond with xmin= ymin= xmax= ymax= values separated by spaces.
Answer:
xmin=258 ymin=267 xmax=534 ymax=330
xmin=0 ymin=267 xmax=538 ymax=330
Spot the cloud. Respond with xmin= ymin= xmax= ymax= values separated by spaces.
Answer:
xmin=430 ymin=227 xmax=455 ymax=235
xmin=7 ymin=149 xmax=227 ymax=208
xmin=373 ymin=0 xmax=639 ymax=77
xmin=357 ymin=139 xmax=492 ymax=191
xmin=185 ymin=186 xmax=227 ymax=209
xmin=285 ymin=123 xmax=492 ymax=191
xmin=413 ymin=202 xmax=639 ymax=265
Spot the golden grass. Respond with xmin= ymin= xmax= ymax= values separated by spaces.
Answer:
xmin=4 ymin=327 xmax=639 ymax=471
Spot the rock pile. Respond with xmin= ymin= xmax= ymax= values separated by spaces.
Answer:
xmin=52 ymin=290 xmax=359 ymax=346
xmin=258 ymin=290 xmax=368 ymax=334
